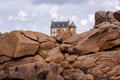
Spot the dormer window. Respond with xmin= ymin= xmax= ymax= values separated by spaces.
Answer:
xmin=53 ymin=25 xmax=55 ymax=27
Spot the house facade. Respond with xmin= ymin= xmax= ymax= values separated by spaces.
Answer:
xmin=50 ymin=20 xmax=76 ymax=37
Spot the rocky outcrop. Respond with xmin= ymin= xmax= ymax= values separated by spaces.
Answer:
xmin=73 ymin=51 xmax=120 ymax=79
xmin=61 ymin=11 xmax=120 ymax=55
xmin=94 ymin=11 xmax=120 ymax=28
xmin=0 ymin=31 xmax=56 ymax=58
xmin=0 ymin=10 xmax=120 ymax=80
xmin=73 ymin=25 xmax=119 ymax=55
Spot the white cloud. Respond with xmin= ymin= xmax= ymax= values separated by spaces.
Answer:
xmin=50 ymin=6 xmax=58 ymax=19
xmin=80 ymin=14 xmax=94 ymax=26
xmin=17 ymin=11 xmax=28 ymax=18
xmin=80 ymin=19 xmax=88 ymax=26
xmin=88 ymin=14 xmax=94 ymax=23
xmin=6 ymin=11 xmax=31 ymax=22
xmin=114 ymin=0 xmax=120 ymax=10
xmin=59 ymin=15 xmax=66 ymax=20
xmin=15 ymin=11 xmax=29 ymax=21
xmin=115 ymin=6 xmax=120 ymax=10
xmin=7 ymin=16 xmax=14 ymax=21
xmin=89 ymin=1 xmax=94 ymax=5
xmin=70 ymin=16 xmax=78 ymax=22
xmin=58 ymin=15 xmax=78 ymax=20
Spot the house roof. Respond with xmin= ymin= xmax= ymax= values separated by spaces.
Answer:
xmin=51 ymin=21 xmax=76 ymax=28
xmin=71 ymin=21 xmax=75 ymax=26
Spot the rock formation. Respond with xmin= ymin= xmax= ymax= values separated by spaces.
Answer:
xmin=0 ymin=10 xmax=120 ymax=80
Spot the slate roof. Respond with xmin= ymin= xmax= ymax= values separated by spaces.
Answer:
xmin=51 ymin=21 xmax=76 ymax=28
xmin=70 ymin=21 xmax=76 ymax=28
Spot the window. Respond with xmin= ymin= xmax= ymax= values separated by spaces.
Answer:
xmin=52 ymin=28 xmax=56 ymax=32
xmin=64 ymin=28 xmax=66 ymax=31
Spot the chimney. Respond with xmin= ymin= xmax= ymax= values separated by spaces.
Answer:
xmin=51 ymin=20 xmax=54 ymax=23
xmin=51 ymin=20 xmax=54 ymax=27
xmin=68 ymin=20 xmax=70 ymax=27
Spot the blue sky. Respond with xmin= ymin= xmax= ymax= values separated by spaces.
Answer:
xmin=0 ymin=0 xmax=120 ymax=35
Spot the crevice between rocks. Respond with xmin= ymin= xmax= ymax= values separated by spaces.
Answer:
xmin=20 ymin=32 xmax=38 ymax=42
xmin=2 ymin=78 xmax=24 ymax=80
xmin=0 ymin=55 xmax=13 ymax=64
xmin=0 ymin=54 xmax=38 ymax=69
xmin=103 ymin=45 xmax=120 ymax=51
xmin=22 ymin=31 xmax=55 ymax=43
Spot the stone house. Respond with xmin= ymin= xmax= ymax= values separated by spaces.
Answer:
xmin=50 ymin=20 xmax=76 ymax=37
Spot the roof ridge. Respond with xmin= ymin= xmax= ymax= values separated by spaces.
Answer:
xmin=51 ymin=20 xmax=76 ymax=28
